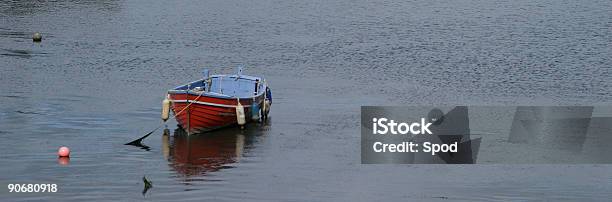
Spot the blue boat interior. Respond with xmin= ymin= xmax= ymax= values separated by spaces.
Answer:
xmin=172 ymin=75 xmax=265 ymax=98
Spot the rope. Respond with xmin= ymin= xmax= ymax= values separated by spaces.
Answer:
xmin=171 ymin=91 xmax=205 ymax=119
xmin=126 ymin=88 xmax=207 ymax=145
xmin=142 ymin=91 xmax=204 ymax=135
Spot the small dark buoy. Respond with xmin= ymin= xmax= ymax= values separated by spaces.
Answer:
xmin=32 ymin=32 xmax=42 ymax=42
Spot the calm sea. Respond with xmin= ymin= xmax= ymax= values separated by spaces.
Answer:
xmin=1 ymin=0 xmax=611 ymax=201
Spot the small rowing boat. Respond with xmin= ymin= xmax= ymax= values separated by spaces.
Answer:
xmin=162 ymin=68 xmax=271 ymax=134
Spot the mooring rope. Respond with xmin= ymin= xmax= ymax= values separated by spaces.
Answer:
xmin=172 ymin=91 xmax=205 ymax=120
xmin=126 ymin=90 xmax=205 ymax=145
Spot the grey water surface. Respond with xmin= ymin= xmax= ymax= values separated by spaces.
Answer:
xmin=1 ymin=0 xmax=611 ymax=201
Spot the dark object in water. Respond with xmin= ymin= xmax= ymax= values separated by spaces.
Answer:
xmin=142 ymin=175 xmax=152 ymax=196
xmin=125 ymin=125 xmax=161 ymax=150
xmin=32 ymin=32 xmax=42 ymax=42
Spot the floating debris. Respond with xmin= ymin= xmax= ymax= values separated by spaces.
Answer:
xmin=142 ymin=175 xmax=152 ymax=196
xmin=15 ymin=110 xmax=42 ymax=115
xmin=432 ymin=196 xmax=449 ymax=200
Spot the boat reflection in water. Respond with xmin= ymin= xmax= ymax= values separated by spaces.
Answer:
xmin=161 ymin=126 xmax=262 ymax=177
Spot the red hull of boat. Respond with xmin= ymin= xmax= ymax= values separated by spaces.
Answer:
xmin=168 ymin=93 xmax=263 ymax=134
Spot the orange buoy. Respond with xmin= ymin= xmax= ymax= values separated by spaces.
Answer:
xmin=58 ymin=146 xmax=70 ymax=157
